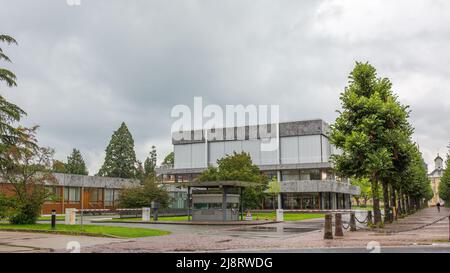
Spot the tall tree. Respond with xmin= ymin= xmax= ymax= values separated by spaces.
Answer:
xmin=330 ymin=62 xmax=409 ymax=226
xmin=144 ymin=145 xmax=157 ymax=178
xmin=0 ymin=34 xmax=56 ymax=224
xmin=438 ymin=143 xmax=450 ymax=205
xmin=66 ymin=148 xmax=88 ymax=175
xmin=97 ymin=122 xmax=137 ymax=178
xmin=0 ymin=35 xmax=30 ymax=162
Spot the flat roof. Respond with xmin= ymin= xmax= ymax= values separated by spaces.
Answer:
xmin=174 ymin=181 xmax=263 ymax=188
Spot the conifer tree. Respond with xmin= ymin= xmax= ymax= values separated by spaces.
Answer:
xmin=98 ymin=122 xmax=137 ymax=178
xmin=66 ymin=148 xmax=88 ymax=175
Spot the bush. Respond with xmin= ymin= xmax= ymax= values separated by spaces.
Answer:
xmin=118 ymin=179 xmax=170 ymax=208
xmin=8 ymin=199 xmax=42 ymax=224
xmin=0 ymin=193 xmax=13 ymax=220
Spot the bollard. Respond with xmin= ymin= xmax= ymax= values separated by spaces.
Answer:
xmin=350 ymin=212 xmax=357 ymax=231
xmin=51 ymin=209 xmax=56 ymax=230
xmin=335 ymin=213 xmax=344 ymax=237
xmin=324 ymin=214 xmax=333 ymax=239
xmin=367 ymin=211 xmax=373 ymax=226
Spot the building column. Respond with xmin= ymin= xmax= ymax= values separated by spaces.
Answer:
xmin=277 ymin=170 xmax=282 ymax=209
xmin=187 ymin=186 xmax=191 ymax=221
xmin=222 ymin=186 xmax=228 ymax=221
xmin=331 ymin=193 xmax=337 ymax=210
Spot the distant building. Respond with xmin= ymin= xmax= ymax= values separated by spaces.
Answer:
xmin=0 ymin=173 xmax=139 ymax=214
xmin=157 ymin=119 xmax=360 ymax=210
xmin=428 ymin=154 xmax=445 ymax=206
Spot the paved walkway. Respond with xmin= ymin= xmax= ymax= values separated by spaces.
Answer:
xmin=1 ymin=208 xmax=448 ymax=252
xmin=0 ymin=231 xmax=123 ymax=253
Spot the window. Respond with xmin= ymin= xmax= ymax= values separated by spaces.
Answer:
xmin=45 ymin=186 xmax=61 ymax=202
xmin=281 ymin=170 xmax=299 ymax=181
xmin=105 ymin=189 xmax=114 ymax=206
xmin=89 ymin=188 xmax=103 ymax=203
xmin=64 ymin=187 xmax=81 ymax=202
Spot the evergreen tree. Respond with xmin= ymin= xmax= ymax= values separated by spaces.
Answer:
xmin=97 ymin=122 xmax=137 ymax=178
xmin=66 ymin=148 xmax=88 ymax=175
xmin=1 ymin=35 xmax=33 ymax=167
xmin=135 ymin=160 xmax=145 ymax=182
xmin=144 ymin=145 xmax=157 ymax=178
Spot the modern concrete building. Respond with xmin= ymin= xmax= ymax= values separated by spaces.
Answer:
xmin=157 ymin=119 xmax=360 ymax=210
xmin=428 ymin=154 xmax=445 ymax=206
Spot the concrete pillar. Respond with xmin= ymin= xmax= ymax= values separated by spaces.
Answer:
xmin=277 ymin=171 xmax=282 ymax=210
xmin=222 ymin=186 xmax=228 ymax=221
xmin=331 ymin=193 xmax=337 ymax=210
xmin=276 ymin=209 xmax=284 ymax=222
xmin=187 ymin=186 xmax=191 ymax=221
xmin=277 ymin=194 xmax=282 ymax=210
xmin=335 ymin=213 xmax=344 ymax=236
xmin=65 ymin=208 xmax=76 ymax=225
xmin=324 ymin=214 xmax=333 ymax=240
xmin=350 ymin=212 xmax=357 ymax=231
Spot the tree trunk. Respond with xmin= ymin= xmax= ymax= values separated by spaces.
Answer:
xmin=371 ymin=177 xmax=382 ymax=226
xmin=382 ymin=180 xmax=391 ymax=223
xmin=397 ymin=190 xmax=403 ymax=216
xmin=390 ymin=185 xmax=397 ymax=221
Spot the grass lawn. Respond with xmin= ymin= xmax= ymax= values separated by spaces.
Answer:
xmin=38 ymin=216 xmax=65 ymax=221
xmin=0 ymin=223 xmax=170 ymax=238
xmin=110 ymin=213 xmax=324 ymax=222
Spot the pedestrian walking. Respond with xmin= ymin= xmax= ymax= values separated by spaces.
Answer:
xmin=436 ymin=202 xmax=441 ymax=213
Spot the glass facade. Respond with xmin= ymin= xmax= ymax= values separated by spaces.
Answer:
xmin=281 ymin=193 xmax=320 ymax=209
xmin=280 ymin=169 xmax=325 ymax=181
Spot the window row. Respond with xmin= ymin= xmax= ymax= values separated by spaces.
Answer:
xmin=45 ymin=186 xmax=120 ymax=205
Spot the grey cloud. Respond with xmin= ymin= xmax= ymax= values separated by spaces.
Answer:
xmin=1 ymin=0 xmax=449 ymax=173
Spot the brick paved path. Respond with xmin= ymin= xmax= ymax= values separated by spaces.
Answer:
xmin=78 ymin=207 xmax=450 ymax=253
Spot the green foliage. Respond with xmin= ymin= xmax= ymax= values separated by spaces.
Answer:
xmin=118 ymin=178 xmax=170 ymax=208
xmin=439 ymin=147 xmax=450 ymax=203
xmin=52 ymin=160 xmax=67 ymax=173
xmin=162 ymin=152 xmax=174 ymax=168
xmin=401 ymin=145 xmax=433 ymax=201
xmin=330 ymin=61 xmax=424 ymax=224
xmin=98 ymin=122 xmax=137 ymax=178
xmin=0 ymin=35 xmax=18 ymax=88
xmin=0 ymin=193 xmax=13 ymax=220
xmin=65 ymin=148 xmax=88 ymax=175
xmin=0 ymin=34 xmax=55 ymax=225
xmin=144 ymin=145 xmax=157 ymax=178
xmin=351 ymin=178 xmax=372 ymax=205
xmin=1 ymin=128 xmax=56 ymax=224
xmin=198 ymin=152 xmax=268 ymax=209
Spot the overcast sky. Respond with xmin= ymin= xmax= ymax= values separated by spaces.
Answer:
xmin=1 ymin=0 xmax=449 ymax=173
